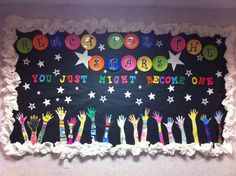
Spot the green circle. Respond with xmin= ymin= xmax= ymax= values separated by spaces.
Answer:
xmin=16 ymin=37 xmax=33 ymax=54
xmin=203 ymin=44 xmax=218 ymax=61
xmin=153 ymin=56 xmax=168 ymax=72
xmin=108 ymin=33 xmax=123 ymax=49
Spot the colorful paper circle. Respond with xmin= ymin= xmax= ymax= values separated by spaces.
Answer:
xmin=124 ymin=33 xmax=139 ymax=49
xmin=140 ymin=34 xmax=154 ymax=49
xmin=33 ymin=34 xmax=48 ymax=51
xmin=187 ymin=39 xmax=202 ymax=55
xmin=81 ymin=34 xmax=97 ymax=50
xmin=153 ymin=56 xmax=168 ymax=72
xmin=50 ymin=34 xmax=64 ymax=49
xmin=65 ymin=34 xmax=80 ymax=50
xmin=170 ymin=36 xmax=186 ymax=52
xmin=16 ymin=37 xmax=33 ymax=54
xmin=89 ymin=55 xmax=105 ymax=71
xmin=106 ymin=56 xmax=121 ymax=71
xmin=121 ymin=55 xmax=137 ymax=71
xmin=203 ymin=45 xmax=218 ymax=61
xmin=108 ymin=33 xmax=123 ymax=49
xmin=137 ymin=56 xmax=152 ymax=72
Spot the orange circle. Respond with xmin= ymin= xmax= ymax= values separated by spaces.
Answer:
xmin=124 ymin=33 xmax=139 ymax=49
xmin=89 ymin=55 xmax=105 ymax=71
xmin=33 ymin=34 xmax=49 ymax=51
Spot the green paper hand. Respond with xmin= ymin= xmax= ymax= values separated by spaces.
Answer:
xmin=86 ymin=107 xmax=96 ymax=121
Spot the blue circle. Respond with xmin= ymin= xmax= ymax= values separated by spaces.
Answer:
xmin=50 ymin=34 xmax=64 ymax=49
xmin=140 ymin=34 xmax=154 ymax=49
xmin=106 ymin=56 xmax=121 ymax=71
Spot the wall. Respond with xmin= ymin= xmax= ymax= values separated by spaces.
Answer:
xmin=0 ymin=5 xmax=236 ymax=176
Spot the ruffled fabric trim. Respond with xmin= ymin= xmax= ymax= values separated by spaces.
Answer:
xmin=1 ymin=15 xmax=236 ymax=159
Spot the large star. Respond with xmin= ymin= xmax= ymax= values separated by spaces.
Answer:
xmin=168 ymin=51 xmax=184 ymax=71
xmin=74 ymin=50 xmax=91 ymax=69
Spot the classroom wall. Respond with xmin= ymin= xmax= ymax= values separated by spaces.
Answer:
xmin=0 ymin=5 xmax=236 ymax=176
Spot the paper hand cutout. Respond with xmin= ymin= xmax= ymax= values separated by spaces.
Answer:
xmin=214 ymin=110 xmax=224 ymax=144
xmin=55 ymin=107 xmax=67 ymax=143
xmin=200 ymin=114 xmax=212 ymax=143
xmin=140 ymin=108 xmax=150 ymax=142
xmin=128 ymin=114 xmax=139 ymax=144
xmin=67 ymin=117 xmax=77 ymax=144
xmin=75 ymin=111 xmax=87 ymax=143
xmin=27 ymin=115 xmax=41 ymax=145
xmin=214 ymin=110 xmax=223 ymax=124
xmin=87 ymin=107 xmax=97 ymax=142
xmin=86 ymin=107 xmax=96 ymax=121
xmin=153 ymin=111 xmax=164 ymax=144
xmin=16 ymin=112 xmax=29 ymax=142
xmin=175 ymin=116 xmax=187 ymax=144
xmin=117 ymin=115 xmax=126 ymax=144
xmin=103 ymin=113 xmax=112 ymax=143
xmin=55 ymin=107 xmax=67 ymax=121
xmin=38 ymin=112 xmax=54 ymax=143
xmin=164 ymin=117 xmax=175 ymax=144
xmin=188 ymin=109 xmax=199 ymax=145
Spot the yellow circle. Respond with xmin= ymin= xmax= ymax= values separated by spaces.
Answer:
xmin=81 ymin=34 xmax=97 ymax=50
xmin=137 ymin=56 xmax=153 ymax=72
xmin=187 ymin=39 xmax=202 ymax=55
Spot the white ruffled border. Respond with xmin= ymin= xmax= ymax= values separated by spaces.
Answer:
xmin=1 ymin=15 xmax=236 ymax=159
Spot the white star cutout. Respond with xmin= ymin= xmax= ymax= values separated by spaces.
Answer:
xmin=148 ymin=92 xmax=156 ymax=100
xmin=56 ymin=98 xmax=60 ymax=102
xmin=103 ymin=70 xmax=107 ymax=74
xmin=201 ymin=98 xmax=209 ymax=106
xmin=64 ymin=96 xmax=72 ymax=104
xmin=167 ymin=96 xmax=174 ymax=104
xmin=75 ymin=50 xmax=91 ymax=69
xmin=23 ymin=58 xmax=30 ymax=65
xmin=88 ymin=91 xmax=96 ymax=99
xmin=53 ymin=69 xmax=60 ymax=76
xmin=167 ymin=85 xmax=175 ymax=92
xmin=75 ymin=86 xmax=79 ymax=90
xmin=138 ymin=85 xmax=142 ymax=89
xmin=207 ymin=88 xmax=214 ymax=95
xmin=22 ymin=83 xmax=30 ymax=90
xmin=185 ymin=70 xmax=192 ymax=77
xmin=43 ymin=99 xmax=51 ymax=107
xmin=57 ymin=86 xmax=64 ymax=94
xmin=197 ymin=55 xmax=203 ymax=61
xmin=215 ymin=70 xmax=222 ymax=78
xmin=98 ymin=43 xmax=105 ymax=51
xmin=100 ymin=96 xmax=107 ymax=103
xmin=54 ymin=54 xmax=62 ymax=61
xmin=107 ymin=86 xmax=115 ymax=94
xmin=37 ymin=91 xmax=41 ymax=95
xmin=168 ymin=51 xmax=184 ymax=71
xmin=37 ymin=60 xmax=45 ymax=68
xmin=124 ymin=91 xmax=132 ymax=98
xmin=184 ymin=94 xmax=192 ymax=102
xmin=28 ymin=103 xmax=36 ymax=110
xmin=135 ymin=98 xmax=143 ymax=106
xmin=156 ymin=40 xmax=163 ymax=47
xmin=216 ymin=38 xmax=222 ymax=45
xmin=135 ymin=70 xmax=138 ymax=75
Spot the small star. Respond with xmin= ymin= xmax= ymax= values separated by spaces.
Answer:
xmin=216 ymin=38 xmax=222 ymax=45
xmin=135 ymin=98 xmax=143 ymax=106
xmin=22 ymin=83 xmax=30 ymax=90
xmin=107 ymin=86 xmax=115 ymax=94
xmin=185 ymin=70 xmax=192 ymax=77
xmin=197 ymin=55 xmax=203 ymax=61
xmin=37 ymin=60 xmax=45 ymax=68
xmin=28 ymin=103 xmax=36 ymax=110
xmin=75 ymin=50 xmax=91 ymax=69
xmin=148 ymin=92 xmax=155 ymax=100
xmin=57 ymin=86 xmax=64 ymax=94
xmin=184 ymin=94 xmax=192 ymax=102
xmin=54 ymin=54 xmax=62 ymax=61
xmin=167 ymin=85 xmax=175 ymax=92
xmin=124 ymin=91 xmax=132 ymax=98
xmin=43 ymin=99 xmax=51 ymax=106
xmin=138 ymin=85 xmax=142 ymax=89
xmin=100 ymin=96 xmax=107 ymax=103
xmin=215 ymin=70 xmax=222 ymax=78
xmin=64 ymin=96 xmax=72 ymax=104
xmin=201 ymin=98 xmax=209 ymax=106
xmin=37 ymin=91 xmax=41 ymax=95
xmin=207 ymin=88 xmax=214 ymax=95
xmin=75 ymin=86 xmax=79 ymax=90
xmin=135 ymin=70 xmax=138 ymax=75
xmin=168 ymin=51 xmax=184 ymax=71
xmin=98 ymin=43 xmax=105 ymax=51
xmin=56 ymin=98 xmax=60 ymax=102
xmin=53 ymin=69 xmax=60 ymax=76
xmin=156 ymin=40 xmax=163 ymax=47
xmin=23 ymin=58 xmax=30 ymax=65
xmin=88 ymin=91 xmax=96 ymax=99
xmin=167 ymin=96 xmax=174 ymax=104
xmin=103 ymin=70 xmax=107 ymax=74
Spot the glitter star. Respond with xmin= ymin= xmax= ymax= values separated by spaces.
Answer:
xmin=216 ymin=38 xmax=222 ymax=45
xmin=156 ymin=40 xmax=163 ymax=47
xmin=201 ymin=98 xmax=209 ymax=106
xmin=124 ymin=91 xmax=132 ymax=98
xmin=107 ymin=86 xmax=115 ymax=94
xmin=37 ymin=60 xmax=45 ymax=68
xmin=54 ymin=54 xmax=62 ymax=61
xmin=23 ymin=58 xmax=30 ymax=65
xmin=135 ymin=98 xmax=143 ymax=106
xmin=53 ymin=69 xmax=60 ymax=76
xmin=43 ymin=99 xmax=51 ymax=107
xmin=88 ymin=91 xmax=96 ymax=99
xmin=168 ymin=51 xmax=184 ymax=71
xmin=57 ymin=86 xmax=64 ymax=94
xmin=28 ymin=103 xmax=36 ymax=110
xmin=22 ymin=83 xmax=30 ymax=90
xmin=75 ymin=50 xmax=91 ymax=69
xmin=98 ymin=43 xmax=105 ymax=51
xmin=184 ymin=94 xmax=192 ymax=102
xmin=185 ymin=70 xmax=192 ymax=77
xmin=167 ymin=85 xmax=175 ymax=92
xmin=148 ymin=92 xmax=156 ymax=100
xmin=167 ymin=96 xmax=174 ymax=104
xmin=100 ymin=96 xmax=107 ymax=103
xmin=64 ymin=96 xmax=72 ymax=104
xmin=207 ymin=88 xmax=214 ymax=95
xmin=215 ymin=70 xmax=222 ymax=78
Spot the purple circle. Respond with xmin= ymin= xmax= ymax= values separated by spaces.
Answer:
xmin=121 ymin=55 xmax=137 ymax=71
xmin=170 ymin=36 xmax=186 ymax=52
xmin=65 ymin=34 xmax=80 ymax=50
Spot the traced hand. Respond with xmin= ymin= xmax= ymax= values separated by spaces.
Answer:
xmin=188 ymin=109 xmax=198 ymax=121
xmin=200 ymin=114 xmax=211 ymax=125
xmin=152 ymin=111 xmax=162 ymax=123
xmin=175 ymin=116 xmax=185 ymax=128
xmin=128 ymin=114 xmax=139 ymax=127
xmin=164 ymin=117 xmax=174 ymax=131
xmin=105 ymin=113 xmax=112 ymax=127
xmin=214 ymin=110 xmax=223 ymax=124
xmin=42 ymin=112 xmax=54 ymax=123
xmin=67 ymin=117 xmax=77 ymax=129
xmin=27 ymin=115 xmax=41 ymax=131
xmin=140 ymin=108 xmax=150 ymax=122
xmin=55 ymin=107 xmax=67 ymax=121
xmin=16 ymin=112 xmax=27 ymax=124
xmin=77 ymin=111 xmax=87 ymax=124
xmin=117 ymin=115 xmax=126 ymax=129
xmin=86 ymin=107 xmax=96 ymax=121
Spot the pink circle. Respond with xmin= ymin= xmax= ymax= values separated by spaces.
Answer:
xmin=170 ymin=36 xmax=186 ymax=52
xmin=65 ymin=34 xmax=80 ymax=50
xmin=121 ymin=55 xmax=137 ymax=71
